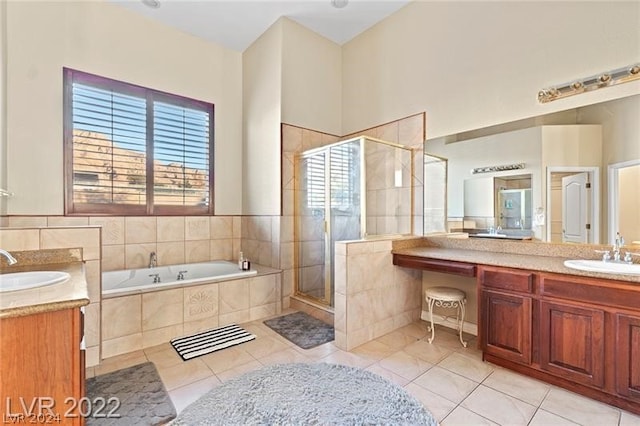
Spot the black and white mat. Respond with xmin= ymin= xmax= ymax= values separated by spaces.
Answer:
xmin=170 ymin=324 xmax=256 ymax=361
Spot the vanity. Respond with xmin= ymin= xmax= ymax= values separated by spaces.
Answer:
xmin=393 ymin=237 xmax=640 ymax=415
xmin=0 ymin=250 xmax=89 ymax=425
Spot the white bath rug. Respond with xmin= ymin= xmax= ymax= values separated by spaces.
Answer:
xmin=170 ymin=324 xmax=256 ymax=361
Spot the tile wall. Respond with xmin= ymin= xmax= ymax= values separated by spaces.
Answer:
xmin=0 ymin=226 xmax=102 ymax=367
xmin=334 ymin=238 xmax=423 ymax=350
xmin=101 ymin=271 xmax=280 ymax=358
xmin=282 ymin=113 xmax=426 ymax=315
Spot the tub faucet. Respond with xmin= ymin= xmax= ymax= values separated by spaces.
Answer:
xmin=149 ymin=251 xmax=157 ymax=268
xmin=0 ymin=249 xmax=17 ymax=266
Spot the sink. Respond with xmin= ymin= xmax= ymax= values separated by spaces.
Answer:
xmin=0 ymin=271 xmax=71 ymax=292
xmin=564 ymin=260 xmax=640 ymax=276
xmin=475 ymin=233 xmax=508 ymax=237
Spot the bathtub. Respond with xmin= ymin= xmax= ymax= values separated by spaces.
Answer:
xmin=102 ymin=260 xmax=257 ymax=296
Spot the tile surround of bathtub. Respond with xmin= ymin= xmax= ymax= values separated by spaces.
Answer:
xmin=101 ymin=271 xmax=281 ymax=357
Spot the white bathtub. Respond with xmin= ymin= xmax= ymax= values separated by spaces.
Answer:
xmin=102 ymin=260 xmax=257 ymax=296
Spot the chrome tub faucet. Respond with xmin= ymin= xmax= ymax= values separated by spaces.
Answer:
xmin=0 ymin=249 xmax=17 ymax=266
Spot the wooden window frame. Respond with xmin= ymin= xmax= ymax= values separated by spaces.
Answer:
xmin=63 ymin=68 xmax=215 ymax=216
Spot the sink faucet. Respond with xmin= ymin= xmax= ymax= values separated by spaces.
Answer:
xmin=613 ymin=232 xmax=625 ymax=262
xmin=0 ymin=249 xmax=17 ymax=265
xmin=149 ymin=251 xmax=157 ymax=268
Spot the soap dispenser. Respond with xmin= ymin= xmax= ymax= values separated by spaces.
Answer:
xmin=238 ymin=251 xmax=244 ymax=270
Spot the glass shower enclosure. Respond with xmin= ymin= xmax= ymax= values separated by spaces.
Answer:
xmin=295 ymin=136 xmax=414 ymax=307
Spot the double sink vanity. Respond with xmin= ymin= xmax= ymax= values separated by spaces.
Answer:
xmin=393 ymin=235 xmax=640 ymax=415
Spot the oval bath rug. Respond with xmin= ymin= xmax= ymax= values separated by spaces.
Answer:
xmin=171 ymin=362 xmax=437 ymax=425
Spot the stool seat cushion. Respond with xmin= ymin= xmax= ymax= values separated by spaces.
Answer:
xmin=425 ymin=286 xmax=466 ymax=302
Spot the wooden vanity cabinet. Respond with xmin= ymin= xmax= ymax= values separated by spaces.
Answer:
xmin=478 ymin=266 xmax=534 ymax=365
xmin=480 ymin=266 xmax=640 ymax=414
xmin=539 ymin=300 xmax=605 ymax=388
xmin=615 ymin=313 xmax=640 ymax=402
xmin=0 ymin=307 xmax=85 ymax=425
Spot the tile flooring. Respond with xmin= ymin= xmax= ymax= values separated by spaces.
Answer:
xmin=87 ymin=311 xmax=640 ymax=425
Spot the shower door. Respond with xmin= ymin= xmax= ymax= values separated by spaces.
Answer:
xmin=296 ymin=141 xmax=362 ymax=306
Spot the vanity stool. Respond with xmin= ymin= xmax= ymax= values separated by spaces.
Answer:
xmin=425 ymin=287 xmax=467 ymax=347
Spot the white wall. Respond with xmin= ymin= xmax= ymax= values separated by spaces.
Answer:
xmin=343 ymin=1 xmax=640 ymax=139
xmin=4 ymin=0 xmax=243 ymax=215
xmin=428 ymin=127 xmax=542 ymax=219
xmin=242 ymin=21 xmax=283 ymax=216
xmin=281 ymin=18 xmax=342 ymax=136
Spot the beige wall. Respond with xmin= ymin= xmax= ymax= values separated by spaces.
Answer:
xmin=0 ymin=0 xmax=7 ymax=216
xmin=4 ymin=0 xmax=243 ymax=215
xmin=281 ymin=18 xmax=342 ymax=136
xmin=343 ymin=1 xmax=640 ymax=139
xmin=242 ymin=20 xmax=283 ymax=216
xmin=619 ymin=165 xmax=640 ymax=243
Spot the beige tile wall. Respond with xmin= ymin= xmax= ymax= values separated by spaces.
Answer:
xmin=5 ymin=215 xmax=241 ymax=271
xmin=334 ymin=238 xmax=423 ymax=351
xmin=0 ymin=225 xmax=102 ymax=367
xmin=282 ymin=113 xmax=425 ymax=311
xmin=101 ymin=272 xmax=280 ymax=358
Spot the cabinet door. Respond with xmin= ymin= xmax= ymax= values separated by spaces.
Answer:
xmin=481 ymin=290 xmax=532 ymax=365
xmin=615 ymin=313 xmax=640 ymax=401
xmin=540 ymin=301 xmax=604 ymax=388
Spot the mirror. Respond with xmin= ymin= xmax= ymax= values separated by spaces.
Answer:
xmin=424 ymin=93 xmax=640 ymax=244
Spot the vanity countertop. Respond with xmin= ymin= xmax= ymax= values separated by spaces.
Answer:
xmin=0 ymin=261 xmax=90 ymax=319
xmin=393 ymin=238 xmax=640 ymax=284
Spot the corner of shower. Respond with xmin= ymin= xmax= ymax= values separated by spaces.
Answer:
xmin=293 ymin=136 xmax=414 ymax=311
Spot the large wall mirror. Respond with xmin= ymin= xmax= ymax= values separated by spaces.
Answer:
xmin=424 ymin=93 xmax=640 ymax=245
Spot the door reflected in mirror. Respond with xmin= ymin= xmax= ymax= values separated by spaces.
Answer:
xmin=609 ymin=160 xmax=640 ymax=245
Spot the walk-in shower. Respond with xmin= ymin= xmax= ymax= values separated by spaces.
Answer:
xmin=294 ymin=136 xmax=414 ymax=307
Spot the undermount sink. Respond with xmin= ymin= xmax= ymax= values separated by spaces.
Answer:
xmin=0 ymin=271 xmax=71 ymax=292
xmin=564 ymin=260 xmax=640 ymax=276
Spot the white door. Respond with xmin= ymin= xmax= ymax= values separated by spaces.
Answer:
xmin=562 ymin=172 xmax=590 ymax=243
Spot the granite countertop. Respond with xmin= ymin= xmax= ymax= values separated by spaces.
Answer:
xmin=392 ymin=239 xmax=640 ymax=284
xmin=0 ymin=256 xmax=90 ymax=319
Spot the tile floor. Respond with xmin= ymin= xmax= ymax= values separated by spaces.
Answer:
xmin=87 ymin=311 xmax=640 ymax=425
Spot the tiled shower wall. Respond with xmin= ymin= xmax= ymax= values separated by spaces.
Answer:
xmin=281 ymin=112 xmax=426 ymax=312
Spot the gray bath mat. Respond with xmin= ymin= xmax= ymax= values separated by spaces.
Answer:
xmin=264 ymin=311 xmax=334 ymax=349
xmin=171 ymin=363 xmax=437 ymax=425
xmin=86 ymin=362 xmax=176 ymax=425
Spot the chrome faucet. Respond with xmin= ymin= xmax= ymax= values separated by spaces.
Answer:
xmin=149 ymin=251 xmax=157 ymax=268
xmin=613 ymin=232 xmax=625 ymax=262
xmin=0 ymin=249 xmax=17 ymax=265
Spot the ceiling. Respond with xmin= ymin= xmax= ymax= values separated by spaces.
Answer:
xmin=111 ymin=0 xmax=411 ymax=52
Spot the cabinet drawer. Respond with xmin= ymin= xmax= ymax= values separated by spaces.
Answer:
xmin=479 ymin=266 xmax=534 ymax=293
xmin=540 ymin=274 xmax=640 ymax=311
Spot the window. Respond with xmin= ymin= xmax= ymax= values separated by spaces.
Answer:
xmin=63 ymin=68 xmax=214 ymax=215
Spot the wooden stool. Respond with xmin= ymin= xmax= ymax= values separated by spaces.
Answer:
xmin=425 ymin=286 xmax=467 ymax=347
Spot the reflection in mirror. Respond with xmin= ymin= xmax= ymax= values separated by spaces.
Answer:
xmin=423 ymin=154 xmax=447 ymax=234
xmin=463 ymin=174 xmax=532 ymax=238
xmin=608 ymin=160 xmax=640 ymax=245
xmin=424 ymin=93 xmax=640 ymax=244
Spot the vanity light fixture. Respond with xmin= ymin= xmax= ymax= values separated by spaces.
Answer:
xmin=472 ymin=163 xmax=525 ymax=175
xmin=538 ymin=63 xmax=640 ymax=103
